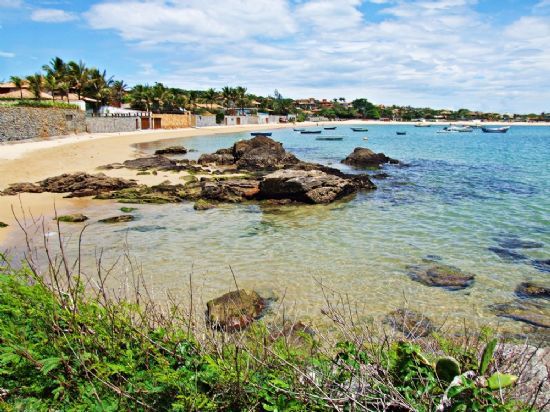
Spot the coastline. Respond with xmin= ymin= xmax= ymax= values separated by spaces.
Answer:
xmin=1 ymin=119 xmax=548 ymax=245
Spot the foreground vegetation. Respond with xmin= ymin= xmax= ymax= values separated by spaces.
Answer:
xmin=0 ymin=243 xmax=543 ymax=411
xmin=0 ymin=99 xmax=79 ymax=110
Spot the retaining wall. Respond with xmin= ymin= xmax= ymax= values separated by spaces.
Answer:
xmin=86 ymin=116 xmax=141 ymax=133
xmin=0 ymin=107 xmax=86 ymax=142
xmin=195 ymin=115 xmax=217 ymax=127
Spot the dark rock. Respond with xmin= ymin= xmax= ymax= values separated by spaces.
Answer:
xmin=56 ymin=214 xmax=88 ymax=223
xmin=491 ymin=300 xmax=549 ymax=329
xmin=259 ymin=169 xmax=356 ymax=204
xmin=120 ymin=207 xmax=138 ymax=213
xmin=516 ymin=282 xmax=550 ymax=300
xmin=99 ymin=215 xmax=135 ymax=224
xmin=288 ymin=162 xmax=377 ymax=191
xmin=342 ymin=147 xmax=399 ymax=168
xmin=206 ymin=289 xmax=266 ymax=331
xmin=97 ymin=163 xmax=124 ymax=170
xmin=96 ymin=182 xmax=200 ymax=204
xmin=488 ymin=247 xmax=528 ymax=262
xmin=201 ymin=179 xmax=260 ymax=202
xmin=154 ymin=146 xmax=187 ymax=155
xmin=233 ymin=136 xmax=299 ymax=170
xmin=371 ymin=173 xmax=390 ymax=179
xmin=407 ymin=262 xmax=475 ymax=290
xmin=496 ymin=236 xmax=543 ymax=249
xmin=384 ymin=308 xmax=435 ymax=338
xmin=194 ymin=199 xmax=216 ymax=210
xmin=2 ymin=182 xmax=44 ymax=195
xmin=532 ymin=259 xmax=550 ymax=273
xmin=0 ymin=222 xmax=7 ymax=228
xmin=123 ymin=156 xmax=177 ymax=170
xmin=198 ymin=152 xmax=236 ymax=165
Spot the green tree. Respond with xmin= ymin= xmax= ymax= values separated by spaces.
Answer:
xmin=9 ymin=76 xmax=23 ymax=99
xmin=25 ymin=73 xmax=43 ymax=100
xmin=203 ymin=88 xmax=218 ymax=111
xmin=44 ymin=75 xmax=58 ymax=101
xmin=67 ymin=60 xmax=89 ymax=100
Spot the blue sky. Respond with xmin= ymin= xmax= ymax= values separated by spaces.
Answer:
xmin=1 ymin=0 xmax=549 ymax=113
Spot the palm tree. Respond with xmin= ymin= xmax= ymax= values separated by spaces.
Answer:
xmin=110 ymin=80 xmax=128 ymax=107
xmin=26 ymin=73 xmax=43 ymax=100
xmin=129 ymin=84 xmax=153 ymax=113
xmin=67 ymin=60 xmax=88 ymax=100
xmin=235 ymin=86 xmax=248 ymax=115
xmin=42 ymin=57 xmax=68 ymax=100
xmin=188 ymin=90 xmax=199 ymax=111
xmin=44 ymin=74 xmax=58 ymax=101
xmin=86 ymin=68 xmax=114 ymax=112
xmin=203 ymin=88 xmax=217 ymax=110
xmin=9 ymin=76 xmax=23 ymax=99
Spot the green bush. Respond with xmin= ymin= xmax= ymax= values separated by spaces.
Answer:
xmin=0 ymin=99 xmax=79 ymax=109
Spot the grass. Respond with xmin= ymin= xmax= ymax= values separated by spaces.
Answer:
xmin=0 ymin=99 xmax=79 ymax=110
xmin=0 ymin=223 xmax=545 ymax=411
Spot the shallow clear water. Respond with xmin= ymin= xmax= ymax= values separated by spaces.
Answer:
xmin=9 ymin=125 xmax=550 ymax=330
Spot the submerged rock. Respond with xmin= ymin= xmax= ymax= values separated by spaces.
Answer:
xmin=496 ymin=236 xmax=543 ymax=250
xmin=515 ymin=282 xmax=550 ymax=300
xmin=2 ymin=173 xmax=137 ymax=198
xmin=491 ymin=300 xmax=549 ymax=329
xmin=99 ymin=215 xmax=135 ymax=224
xmin=488 ymin=246 xmax=528 ymax=262
xmin=531 ymin=259 xmax=550 ymax=273
xmin=154 ymin=146 xmax=187 ymax=155
xmin=123 ymin=156 xmax=177 ymax=170
xmin=407 ymin=262 xmax=475 ymax=290
xmin=259 ymin=169 xmax=356 ymax=204
xmin=56 ymin=214 xmax=88 ymax=223
xmin=341 ymin=147 xmax=399 ymax=169
xmin=384 ymin=308 xmax=435 ymax=338
xmin=206 ymin=289 xmax=266 ymax=331
xmin=0 ymin=222 xmax=7 ymax=228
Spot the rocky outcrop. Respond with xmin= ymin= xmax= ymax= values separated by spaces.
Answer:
xmin=515 ymin=282 xmax=550 ymax=300
xmin=201 ymin=179 xmax=260 ymax=203
xmin=384 ymin=308 xmax=435 ymax=338
xmin=342 ymin=147 xmax=399 ymax=168
xmin=193 ymin=199 xmax=216 ymax=210
xmin=206 ymin=289 xmax=266 ymax=331
xmin=407 ymin=261 xmax=475 ymax=290
xmin=259 ymin=169 xmax=356 ymax=204
xmin=198 ymin=149 xmax=236 ymax=166
xmin=1 ymin=173 xmax=137 ymax=197
xmin=123 ymin=156 xmax=177 ymax=170
xmin=96 ymin=181 xmax=201 ymax=204
xmin=56 ymin=214 xmax=89 ymax=223
xmin=154 ymin=146 xmax=187 ymax=155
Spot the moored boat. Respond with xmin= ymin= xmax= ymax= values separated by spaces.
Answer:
xmin=316 ymin=136 xmax=343 ymax=141
xmin=250 ymin=132 xmax=272 ymax=137
xmin=481 ymin=126 xmax=510 ymax=133
xmin=301 ymin=130 xmax=322 ymax=134
xmin=293 ymin=128 xmax=305 ymax=132
xmin=351 ymin=127 xmax=369 ymax=132
xmin=440 ymin=125 xmax=474 ymax=133
xmin=324 ymin=126 xmax=337 ymax=130
xmin=414 ymin=123 xmax=431 ymax=127
xmin=396 ymin=132 xmax=406 ymax=135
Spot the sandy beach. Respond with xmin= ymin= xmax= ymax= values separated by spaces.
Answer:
xmin=0 ymin=119 xmax=548 ymax=245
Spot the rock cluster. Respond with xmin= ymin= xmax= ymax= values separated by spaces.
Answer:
xmin=342 ymin=147 xmax=399 ymax=168
xmin=407 ymin=261 xmax=475 ymax=290
xmin=206 ymin=289 xmax=267 ymax=331
xmin=1 ymin=172 xmax=137 ymax=197
xmin=154 ymin=146 xmax=187 ymax=155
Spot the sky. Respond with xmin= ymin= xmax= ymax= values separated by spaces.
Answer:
xmin=1 ymin=0 xmax=549 ymax=113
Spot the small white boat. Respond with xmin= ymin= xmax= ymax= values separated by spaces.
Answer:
xmin=481 ymin=126 xmax=510 ymax=133
xmin=438 ymin=125 xmax=473 ymax=133
xmin=362 ymin=136 xmax=368 ymax=141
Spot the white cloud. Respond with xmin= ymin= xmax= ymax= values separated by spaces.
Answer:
xmin=31 ymin=8 xmax=78 ymax=23
xmin=83 ymin=0 xmax=550 ymax=112
xmin=0 ymin=51 xmax=15 ymax=58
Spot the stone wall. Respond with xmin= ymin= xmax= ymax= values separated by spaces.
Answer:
xmin=0 ymin=107 xmax=86 ymax=142
xmin=153 ymin=113 xmax=194 ymax=129
xmin=224 ymin=115 xmax=259 ymax=126
xmin=195 ymin=115 xmax=217 ymax=127
xmin=86 ymin=116 xmax=141 ymax=133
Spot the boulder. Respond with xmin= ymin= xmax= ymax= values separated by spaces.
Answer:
xmin=0 ymin=222 xmax=7 ymax=228
xmin=193 ymin=199 xmax=216 ymax=210
xmin=154 ymin=146 xmax=187 ymax=155
xmin=384 ymin=308 xmax=435 ymax=338
xmin=2 ymin=173 xmax=137 ymax=197
xmin=206 ymin=289 xmax=266 ymax=331
xmin=99 ymin=215 xmax=135 ymax=224
xmin=233 ymin=136 xmax=299 ymax=170
xmin=56 ymin=214 xmax=89 ymax=223
xmin=123 ymin=156 xmax=177 ymax=170
xmin=259 ymin=169 xmax=356 ymax=204
xmin=198 ymin=151 xmax=236 ymax=166
xmin=200 ymin=179 xmax=260 ymax=203
xmin=515 ymin=282 xmax=550 ymax=300
xmin=407 ymin=262 xmax=475 ymax=290
xmin=342 ymin=147 xmax=399 ymax=168
xmin=491 ymin=300 xmax=549 ymax=329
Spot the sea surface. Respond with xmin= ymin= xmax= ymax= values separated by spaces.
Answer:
xmin=9 ymin=124 xmax=550 ymax=331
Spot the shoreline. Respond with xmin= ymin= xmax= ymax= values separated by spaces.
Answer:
xmin=1 ymin=119 xmax=549 ymax=245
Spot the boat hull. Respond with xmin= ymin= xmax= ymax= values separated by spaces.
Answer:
xmin=481 ymin=127 xmax=510 ymax=133
xmin=250 ymin=132 xmax=272 ymax=137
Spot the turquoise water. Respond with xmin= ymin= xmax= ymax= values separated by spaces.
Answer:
xmin=11 ymin=125 xmax=550 ymax=330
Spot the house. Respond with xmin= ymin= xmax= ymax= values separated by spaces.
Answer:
xmin=0 ymin=81 xmax=50 ymax=99
xmin=294 ymin=98 xmax=317 ymax=111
